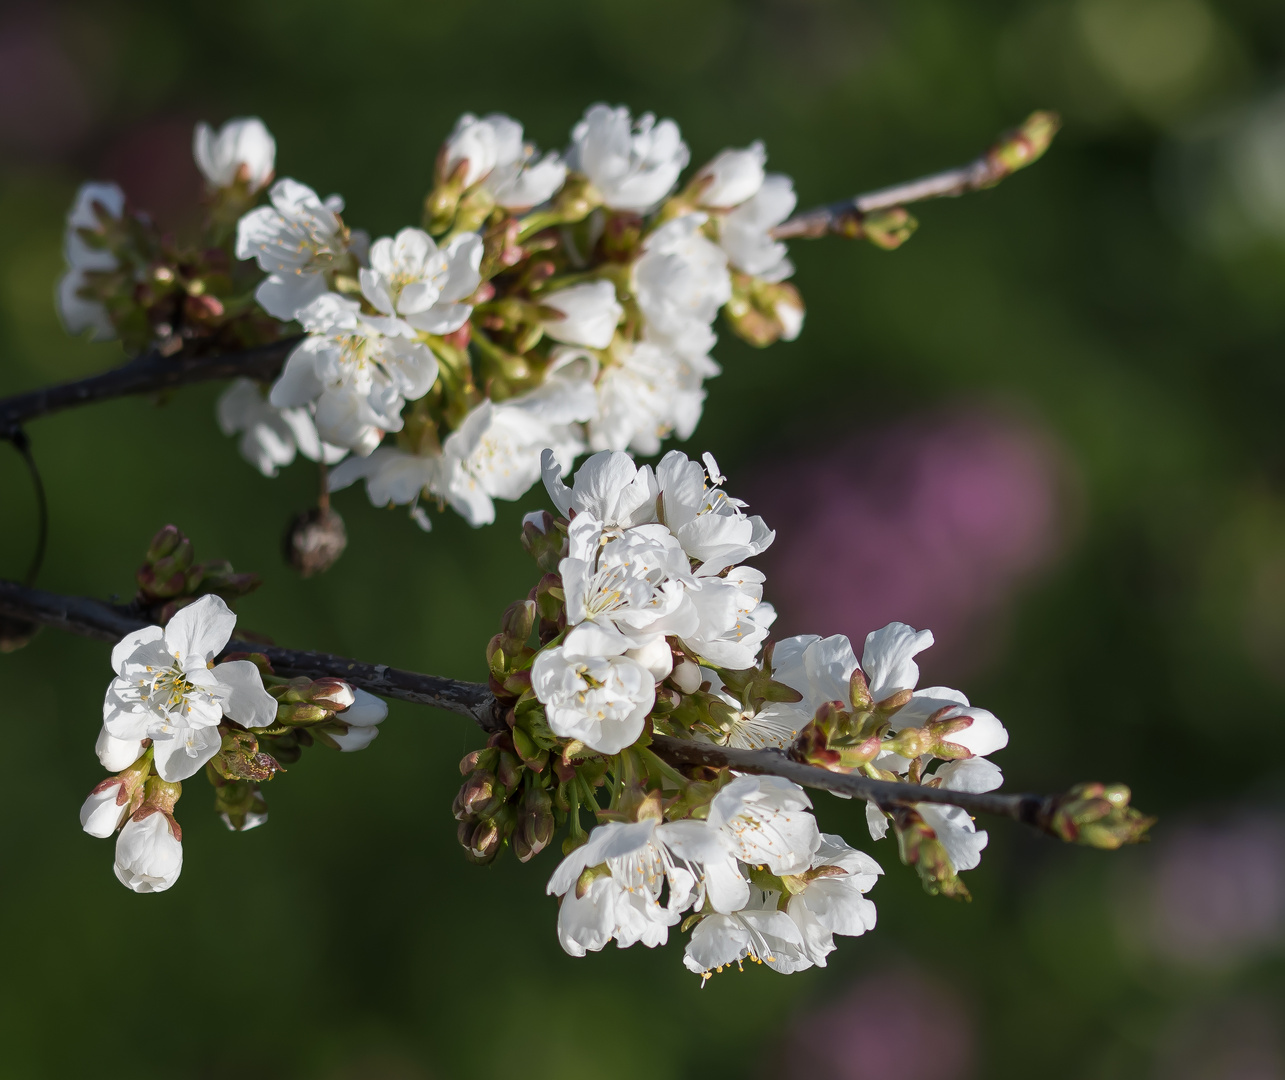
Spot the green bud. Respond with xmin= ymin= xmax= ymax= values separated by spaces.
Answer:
xmin=515 ymin=782 xmax=555 ymax=863
xmin=535 ymin=573 xmax=565 ymax=621
xmin=460 ymin=746 xmax=498 ymax=777
xmin=521 ymin=512 xmax=565 ymax=573
xmin=146 ymin=525 xmax=185 ymax=562
xmin=893 ymin=807 xmax=971 ymax=900
xmin=211 ymin=778 xmax=269 ymax=832
xmin=500 ymin=599 xmax=537 ymax=653
xmin=861 ymin=207 xmax=918 ymax=250
xmin=1047 ymin=783 xmax=1155 ymax=849
xmin=275 ymin=702 xmax=332 ymax=726
xmin=425 ymin=156 xmax=470 ymax=235
xmin=986 ymin=111 xmax=1061 ymax=181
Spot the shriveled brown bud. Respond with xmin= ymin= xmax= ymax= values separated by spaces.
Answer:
xmin=283 ymin=508 xmax=347 ymax=577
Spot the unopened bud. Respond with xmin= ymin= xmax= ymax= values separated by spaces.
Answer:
xmin=283 ymin=508 xmax=347 ymax=578
xmin=893 ymin=807 xmax=971 ymax=900
xmin=670 ymin=659 xmax=703 ymax=696
xmin=521 ymin=511 xmax=564 ymax=573
xmin=146 ymin=524 xmax=185 ymax=562
xmin=882 ymin=725 xmax=933 ymax=760
xmin=986 ymin=111 xmax=1061 ymax=181
xmin=500 ymin=599 xmax=537 ymax=652
xmin=1046 ymin=783 xmax=1154 ymax=850
xmin=516 ymin=782 xmax=555 ymax=863
xmin=213 ymin=778 xmax=269 ymax=831
xmin=861 ymin=207 xmax=917 ymax=250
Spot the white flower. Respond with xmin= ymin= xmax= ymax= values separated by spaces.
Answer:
xmin=102 ymin=595 xmax=278 ymax=782
xmin=328 ymin=444 xmax=442 ymax=527
xmin=683 ymin=897 xmax=806 ymax=977
xmin=444 ymin=112 xmax=567 ymax=209
xmin=57 ymin=182 xmax=125 ymax=341
xmin=217 ymin=378 xmax=346 ymax=477
xmin=235 ymin=178 xmax=350 ymax=321
xmin=707 ymin=774 xmax=820 ymax=876
xmin=766 ymin=624 xmax=1009 ymax=768
xmin=114 ymin=812 xmax=183 ymax=893
xmin=359 ymin=227 xmax=481 ymax=335
xmin=329 ymin=689 xmax=389 ymax=752
xmin=540 ymin=281 xmax=622 ymax=349
xmin=546 ymin=815 xmax=747 ymax=956
xmin=590 ymin=340 xmax=714 ymax=455
xmin=627 ymin=638 xmax=675 ymax=681
xmin=633 ymin=214 xmax=731 ymax=361
xmin=569 ymin=104 xmax=689 ymax=212
xmin=269 ymin=293 xmax=439 ymax=456
xmin=540 ymin=448 xmax=659 ymax=529
xmin=531 ymin=646 xmax=655 ymax=754
xmin=719 ymin=174 xmax=797 ymax=282
xmin=330 ymin=353 xmax=595 ymax=528
xmin=95 ymin=726 xmax=144 ymax=771
xmin=683 ymin=834 xmax=881 ymax=978
xmin=682 ymin=567 xmax=776 ymax=670
xmin=80 ymin=782 xmax=130 ymax=839
xmin=654 ymin=450 xmax=774 ymax=572
xmin=696 ymin=142 xmax=766 ymax=208
xmin=437 ymin=399 xmax=573 ymax=527
xmin=193 ymin=117 xmax=275 ymax=191
xmin=558 ymin=514 xmax=697 ymax=657
xmin=783 ymin=833 xmax=881 ymax=968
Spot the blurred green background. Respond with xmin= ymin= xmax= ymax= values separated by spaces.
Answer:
xmin=3 ymin=0 xmax=1285 ymax=1077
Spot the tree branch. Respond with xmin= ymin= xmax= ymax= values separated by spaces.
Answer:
xmin=0 ymin=338 xmax=299 ymax=436
xmin=0 ymin=579 xmax=498 ymax=728
xmin=0 ymin=577 xmax=1120 ymax=841
xmin=773 ymin=111 xmax=1061 ymax=240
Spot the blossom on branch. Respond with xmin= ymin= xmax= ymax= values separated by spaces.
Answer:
xmin=102 ymin=594 xmax=277 ymax=782
xmin=569 ymin=104 xmax=689 ymax=212
xmin=235 ymin=178 xmax=356 ymax=321
xmin=193 ymin=117 xmax=276 ymax=192
xmin=270 ymin=293 xmax=440 ymax=455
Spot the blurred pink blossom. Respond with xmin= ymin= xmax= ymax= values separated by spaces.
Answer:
xmin=99 ymin=117 xmax=203 ymax=231
xmin=1139 ymin=812 xmax=1285 ymax=965
xmin=782 ymin=968 xmax=973 ymax=1080
xmin=0 ymin=13 xmax=92 ymax=157
xmin=750 ymin=405 xmax=1070 ymax=682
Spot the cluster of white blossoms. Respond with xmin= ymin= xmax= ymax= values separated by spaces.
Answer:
xmin=159 ymin=106 xmax=804 ymax=530
xmin=454 ymin=447 xmax=1010 ymax=978
xmin=80 ymin=593 xmax=387 ymax=892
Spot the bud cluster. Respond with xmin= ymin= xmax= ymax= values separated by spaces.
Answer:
xmin=135 ymin=524 xmax=260 ymax=623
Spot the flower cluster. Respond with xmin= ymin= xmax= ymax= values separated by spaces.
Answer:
xmin=56 ymin=108 xmax=811 ymax=535
xmin=458 ymin=447 xmax=1011 ymax=977
xmin=80 ymin=580 xmax=387 ymax=892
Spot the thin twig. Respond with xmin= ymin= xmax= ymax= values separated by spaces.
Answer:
xmin=0 ymin=337 xmax=300 ymax=434
xmin=772 ymin=111 xmax=1061 ymax=240
xmin=0 ymin=576 xmax=1080 ymax=836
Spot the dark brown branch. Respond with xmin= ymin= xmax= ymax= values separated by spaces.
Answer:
xmin=0 ymin=337 xmax=300 ymax=435
xmin=773 ymin=111 xmax=1061 ymax=241
xmin=650 ymin=735 xmax=1052 ymax=829
xmin=0 ymin=576 xmax=1116 ymax=840
xmin=0 ymin=579 xmax=498 ymax=728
